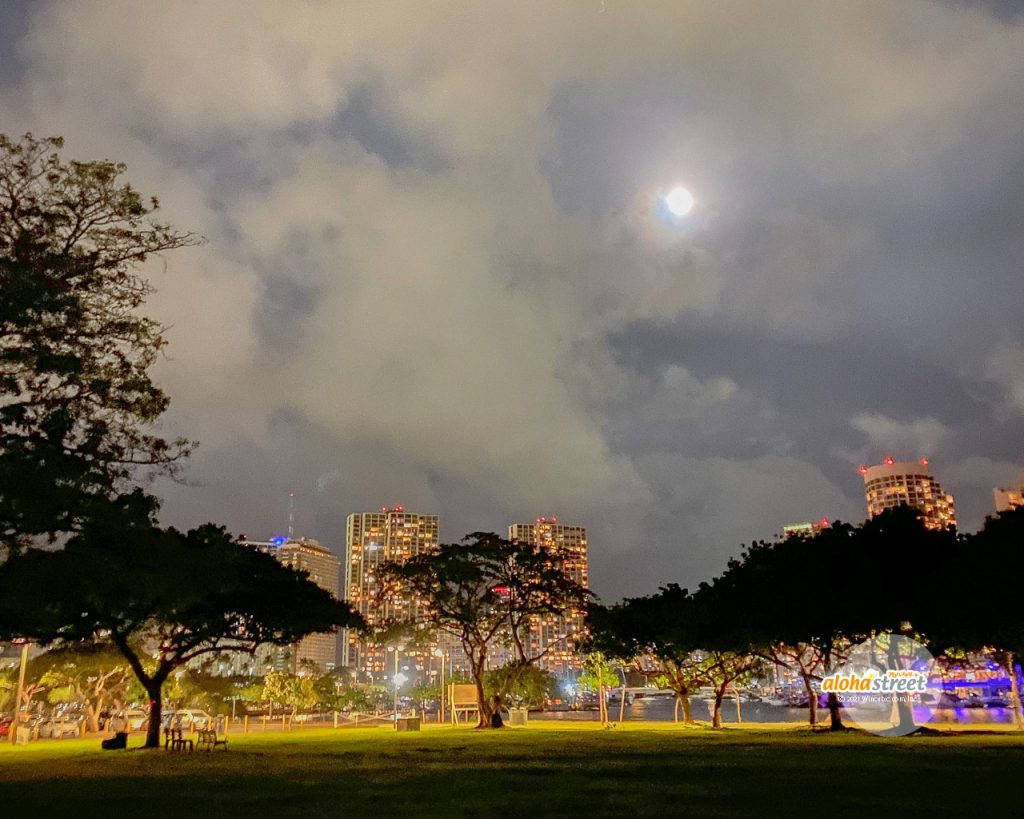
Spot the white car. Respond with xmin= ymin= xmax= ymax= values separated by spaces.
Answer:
xmin=122 ymin=709 xmax=149 ymax=730
xmin=39 ymin=715 xmax=82 ymax=739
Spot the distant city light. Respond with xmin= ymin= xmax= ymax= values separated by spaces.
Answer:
xmin=271 ymin=535 xmax=287 ymax=546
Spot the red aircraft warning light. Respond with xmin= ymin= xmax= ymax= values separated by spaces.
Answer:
xmin=884 ymin=456 xmax=895 ymax=466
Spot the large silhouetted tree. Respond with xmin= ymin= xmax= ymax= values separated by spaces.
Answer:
xmin=919 ymin=508 xmax=1024 ymax=728
xmin=382 ymin=532 xmax=589 ymax=727
xmin=0 ymin=493 xmax=363 ymax=747
xmin=714 ymin=524 xmax=861 ymax=730
xmin=0 ymin=133 xmax=200 ymax=550
xmin=588 ymin=587 xmax=710 ymax=724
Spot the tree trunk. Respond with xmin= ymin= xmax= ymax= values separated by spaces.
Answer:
xmin=674 ymin=693 xmax=692 ymax=723
xmin=680 ymin=693 xmax=693 ymax=724
xmin=145 ymin=684 xmax=163 ymax=749
xmin=110 ymin=633 xmax=166 ymax=748
xmin=887 ymin=638 xmax=916 ymax=734
xmin=826 ymin=693 xmax=844 ymax=731
xmin=618 ymin=672 xmax=627 ymax=723
xmin=803 ymin=673 xmax=817 ymax=727
xmin=1003 ymin=652 xmax=1023 ymax=730
xmin=823 ymin=649 xmax=844 ymax=731
xmin=712 ymin=687 xmax=725 ymax=728
xmin=472 ymin=654 xmax=491 ymax=728
xmin=86 ymin=702 xmax=101 ymax=734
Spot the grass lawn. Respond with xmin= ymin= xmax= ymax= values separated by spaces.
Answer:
xmin=0 ymin=721 xmax=1021 ymax=817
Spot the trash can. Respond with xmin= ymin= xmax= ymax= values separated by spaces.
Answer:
xmin=509 ymin=708 xmax=528 ymax=726
xmin=395 ymin=717 xmax=421 ymax=732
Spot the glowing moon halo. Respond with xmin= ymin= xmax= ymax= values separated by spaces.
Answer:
xmin=664 ymin=186 xmax=695 ymax=217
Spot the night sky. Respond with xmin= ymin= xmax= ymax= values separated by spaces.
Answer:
xmin=2 ymin=1 xmax=1023 ymax=599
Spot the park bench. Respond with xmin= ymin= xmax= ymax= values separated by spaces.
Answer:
xmin=196 ymin=729 xmax=228 ymax=751
xmin=165 ymin=727 xmax=193 ymax=752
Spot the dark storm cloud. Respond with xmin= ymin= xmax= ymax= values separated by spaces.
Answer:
xmin=3 ymin=1 xmax=1023 ymax=599
xmin=326 ymin=87 xmax=446 ymax=172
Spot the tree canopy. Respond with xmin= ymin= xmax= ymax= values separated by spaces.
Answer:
xmin=0 ymin=133 xmax=200 ymax=549
xmin=0 ymin=492 xmax=362 ymax=746
xmin=589 ymin=505 xmax=1024 ymax=731
xmin=0 ymin=133 xmax=365 ymax=748
xmin=382 ymin=532 xmax=590 ymax=727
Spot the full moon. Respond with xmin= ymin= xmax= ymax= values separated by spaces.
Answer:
xmin=665 ymin=186 xmax=695 ymax=217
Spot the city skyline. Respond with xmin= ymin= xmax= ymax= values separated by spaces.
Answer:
xmin=4 ymin=3 xmax=1020 ymax=601
xmin=236 ymin=451 xmax=993 ymax=601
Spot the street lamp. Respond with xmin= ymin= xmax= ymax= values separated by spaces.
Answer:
xmin=433 ymin=648 xmax=447 ymax=724
xmin=387 ymin=646 xmax=405 ymax=718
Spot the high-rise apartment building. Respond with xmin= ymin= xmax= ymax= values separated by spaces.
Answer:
xmin=783 ymin=519 xmax=830 ymax=539
xmin=276 ymin=538 xmax=341 ymax=672
xmin=994 ymin=481 xmax=1024 ymax=513
xmin=232 ymin=536 xmax=341 ymax=674
xmin=343 ymin=507 xmax=439 ymax=675
xmin=860 ymin=458 xmax=957 ymax=530
xmin=508 ymin=516 xmax=589 ymax=674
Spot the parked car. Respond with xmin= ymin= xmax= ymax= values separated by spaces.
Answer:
xmin=162 ymin=709 xmax=212 ymax=730
xmin=122 ymin=709 xmax=149 ymax=730
xmin=39 ymin=715 xmax=82 ymax=739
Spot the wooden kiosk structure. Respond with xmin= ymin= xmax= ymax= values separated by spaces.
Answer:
xmin=448 ymin=684 xmax=480 ymax=726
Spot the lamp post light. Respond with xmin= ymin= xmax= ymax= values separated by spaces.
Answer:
xmin=392 ymin=670 xmax=409 ymax=729
xmin=433 ymin=648 xmax=446 ymax=724
xmin=387 ymin=645 xmax=405 ymax=718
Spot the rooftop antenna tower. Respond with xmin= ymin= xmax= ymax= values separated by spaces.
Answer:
xmin=288 ymin=491 xmax=295 ymax=539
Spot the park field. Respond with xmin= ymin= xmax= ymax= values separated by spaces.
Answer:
xmin=0 ymin=722 xmax=1021 ymax=817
